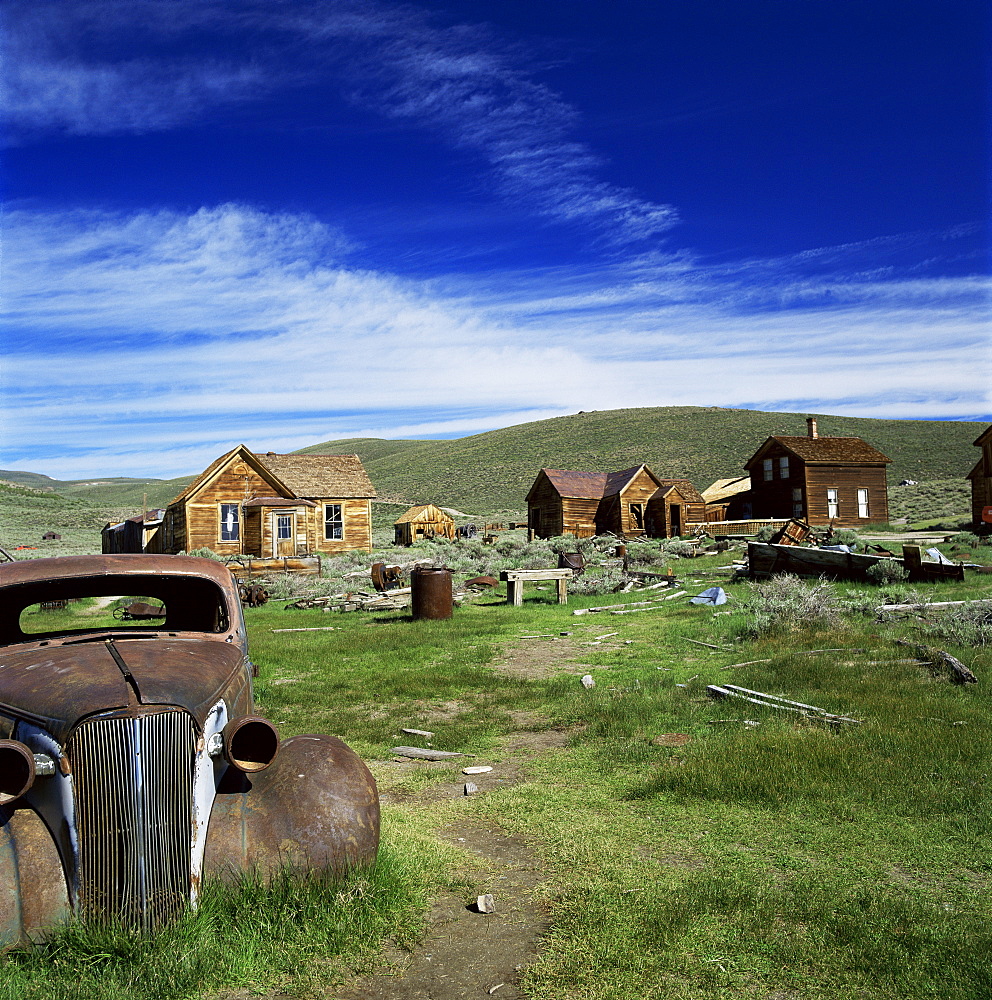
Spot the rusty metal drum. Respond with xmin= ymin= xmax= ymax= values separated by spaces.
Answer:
xmin=411 ymin=566 xmax=453 ymax=620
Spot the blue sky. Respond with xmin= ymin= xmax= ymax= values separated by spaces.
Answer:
xmin=2 ymin=0 xmax=989 ymax=479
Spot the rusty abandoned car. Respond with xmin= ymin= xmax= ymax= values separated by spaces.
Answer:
xmin=0 ymin=555 xmax=379 ymax=945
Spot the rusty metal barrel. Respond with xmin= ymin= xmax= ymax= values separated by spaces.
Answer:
xmin=411 ymin=566 xmax=453 ymax=620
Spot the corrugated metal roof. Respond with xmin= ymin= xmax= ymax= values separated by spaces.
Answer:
xmin=254 ymin=453 xmax=376 ymax=498
xmin=541 ymin=469 xmax=610 ymax=499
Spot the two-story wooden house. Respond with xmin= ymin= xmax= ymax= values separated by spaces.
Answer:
xmin=967 ymin=424 xmax=992 ymax=528
xmin=159 ymin=445 xmax=376 ymax=556
xmin=526 ymin=465 xmax=706 ymax=539
xmin=744 ymin=419 xmax=890 ymax=527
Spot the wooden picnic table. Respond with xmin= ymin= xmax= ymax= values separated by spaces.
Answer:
xmin=499 ymin=568 xmax=573 ymax=606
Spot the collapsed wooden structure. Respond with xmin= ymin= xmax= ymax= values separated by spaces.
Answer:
xmin=393 ymin=504 xmax=457 ymax=545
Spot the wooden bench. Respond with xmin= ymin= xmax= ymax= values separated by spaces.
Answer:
xmin=499 ymin=568 xmax=573 ymax=606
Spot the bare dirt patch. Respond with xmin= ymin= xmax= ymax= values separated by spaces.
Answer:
xmin=491 ymin=633 xmax=625 ymax=681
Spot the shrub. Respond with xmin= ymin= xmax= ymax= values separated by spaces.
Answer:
xmin=949 ymin=531 xmax=982 ymax=549
xmin=732 ymin=574 xmax=842 ymax=639
xmin=827 ymin=528 xmax=861 ymax=548
xmin=755 ymin=525 xmax=777 ymax=542
xmin=865 ymin=560 xmax=909 ymax=585
xmin=920 ymin=603 xmax=992 ymax=647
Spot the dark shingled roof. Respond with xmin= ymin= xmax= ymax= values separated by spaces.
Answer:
xmin=758 ymin=436 xmax=891 ymax=465
xmin=255 ymin=453 xmax=376 ymax=498
xmin=654 ymin=479 xmax=705 ymax=503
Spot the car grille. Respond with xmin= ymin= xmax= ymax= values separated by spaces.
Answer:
xmin=67 ymin=711 xmax=196 ymax=929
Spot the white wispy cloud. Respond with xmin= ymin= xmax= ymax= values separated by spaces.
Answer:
xmin=2 ymin=204 xmax=988 ymax=478
xmin=2 ymin=0 xmax=676 ymax=246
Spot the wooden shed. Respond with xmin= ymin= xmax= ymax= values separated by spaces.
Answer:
xmin=967 ymin=424 xmax=992 ymax=528
xmin=700 ymin=476 xmax=752 ymax=522
xmin=159 ymin=445 xmax=375 ymax=557
xmin=744 ymin=418 xmax=890 ymax=527
xmin=394 ymin=504 xmax=457 ymax=545
xmin=101 ymin=509 xmax=164 ymax=554
xmin=526 ymin=465 xmax=706 ymax=539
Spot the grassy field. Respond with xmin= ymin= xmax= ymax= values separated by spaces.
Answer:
xmin=3 ymin=536 xmax=990 ymax=999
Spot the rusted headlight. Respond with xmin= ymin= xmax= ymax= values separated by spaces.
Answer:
xmin=222 ymin=716 xmax=280 ymax=773
xmin=0 ymin=740 xmax=56 ymax=803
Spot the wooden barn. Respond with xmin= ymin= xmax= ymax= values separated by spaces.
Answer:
xmin=744 ymin=418 xmax=890 ymax=527
xmin=967 ymin=424 xmax=992 ymax=528
xmin=394 ymin=504 xmax=457 ymax=545
xmin=526 ymin=465 xmax=706 ymax=539
xmin=158 ymin=446 xmax=375 ymax=557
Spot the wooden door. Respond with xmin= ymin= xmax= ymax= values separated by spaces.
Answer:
xmin=669 ymin=504 xmax=682 ymax=536
xmin=272 ymin=512 xmax=296 ymax=557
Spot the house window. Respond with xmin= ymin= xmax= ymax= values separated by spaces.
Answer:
xmin=276 ymin=515 xmax=293 ymax=540
xmin=324 ymin=503 xmax=344 ymax=540
xmin=792 ymin=488 xmax=804 ymax=518
xmin=629 ymin=503 xmax=645 ymax=530
xmin=220 ymin=503 xmax=240 ymax=542
xmin=858 ymin=489 xmax=870 ymax=519
xmin=779 ymin=457 xmax=789 ymax=478
xmin=763 ymin=459 xmax=773 ymax=481
xmin=827 ymin=488 xmax=839 ymax=520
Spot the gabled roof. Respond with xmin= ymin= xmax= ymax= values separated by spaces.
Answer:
xmin=537 ymin=469 xmax=610 ymax=500
xmin=701 ymin=476 xmax=751 ymax=502
xmin=746 ymin=436 xmax=890 ymax=468
xmin=974 ymin=424 xmax=992 ymax=447
xmin=168 ymin=445 xmax=293 ymax=507
xmin=254 ymin=453 xmax=376 ymax=498
xmin=603 ymin=465 xmax=661 ymax=498
xmin=654 ymin=479 xmax=705 ymax=503
xmin=394 ymin=503 xmax=454 ymax=525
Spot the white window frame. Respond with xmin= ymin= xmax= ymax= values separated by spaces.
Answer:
xmin=763 ymin=458 xmax=773 ymax=481
xmin=324 ymin=503 xmax=344 ymax=540
xmin=779 ymin=456 xmax=789 ymax=479
xmin=219 ymin=503 xmax=240 ymax=542
xmin=857 ymin=489 xmax=869 ymax=519
xmin=827 ymin=488 xmax=839 ymax=520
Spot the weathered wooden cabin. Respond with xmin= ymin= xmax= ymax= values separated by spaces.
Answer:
xmin=744 ymin=419 xmax=890 ymax=527
xmin=394 ymin=504 xmax=457 ymax=545
xmin=158 ymin=446 xmax=375 ymax=556
xmin=526 ymin=465 xmax=706 ymax=539
xmin=101 ymin=509 xmax=164 ymax=554
xmin=968 ymin=424 xmax=992 ymax=529
xmin=700 ymin=476 xmax=752 ymax=522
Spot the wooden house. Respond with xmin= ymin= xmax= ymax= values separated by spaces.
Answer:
xmin=967 ymin=424 xmax=992 ymax=528
xmin=159 ymin=446 xmax=375 ymax=557
xmin=394 ymin=504 xmax=457 ymax=545
xmin=526 ymin=465 xmax=706 ymax=539
xmin=700 ymin=476 xmax=752 ymax=522
xmin=743 ymin=419 xmax=890 ymax=527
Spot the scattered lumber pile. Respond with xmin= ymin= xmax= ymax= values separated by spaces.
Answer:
xmin=707 ymin=683 xmax=861 ymax=727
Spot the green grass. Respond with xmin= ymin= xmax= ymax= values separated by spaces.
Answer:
xmin=3 ymin=547 xmax=991 ymax=998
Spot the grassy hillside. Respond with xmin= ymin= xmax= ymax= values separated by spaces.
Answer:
xmin=0 ymin=471 xmax=188 ymax=509
xmin=300 ymin=407 xmax=985 ymax=516
xmin=1 ymin=408 xmax=983 ymax=546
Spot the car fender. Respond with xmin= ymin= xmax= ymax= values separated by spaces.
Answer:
xmin=203 ymin=734 xmax=379 ymax=877
xmin=0 ymin=804 xmax=70 ymax=948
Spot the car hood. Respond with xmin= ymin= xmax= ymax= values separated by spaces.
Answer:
xmin=0 ymin=637 xmax=249 ymax=744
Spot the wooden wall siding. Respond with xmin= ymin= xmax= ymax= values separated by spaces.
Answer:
xmin=310 ymin=499 xmax=372 ymax=554
xmin=528 ymin=477 xmax=567 ymax=537
xmin=562 ymin=498 xmax=599 ymax=537
xmin=972 ymin=436 xmax=992 ymax=526
xmin=748 ymin=456 xmax=889 ymax=526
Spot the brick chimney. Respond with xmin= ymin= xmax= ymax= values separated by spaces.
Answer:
xmin=806 ymin=417 xmax=818 ymax=439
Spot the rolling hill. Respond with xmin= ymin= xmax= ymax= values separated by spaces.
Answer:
xmin=299 ymin=406 xmax=985 ymax=516
xmin=1 ymin=408 xmax=984 ymax=551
